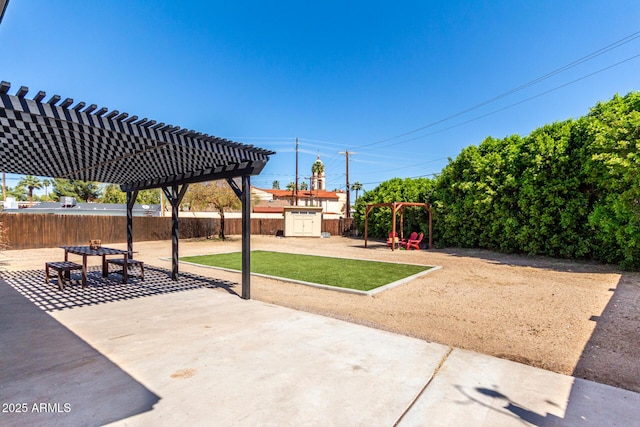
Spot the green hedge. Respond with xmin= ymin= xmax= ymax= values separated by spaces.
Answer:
xmin=354 ymin=91 xmax=640 ymax=269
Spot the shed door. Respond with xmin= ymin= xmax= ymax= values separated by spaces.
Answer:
xmin=292 ymin=212 xmax=316 ymax=236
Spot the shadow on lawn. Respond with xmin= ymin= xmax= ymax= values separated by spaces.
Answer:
xmin=0 ymin=265 xmax=239 ymax=312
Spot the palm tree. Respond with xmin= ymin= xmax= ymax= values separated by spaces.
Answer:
xmin=18 ymin=175 xmax=42 ymax=207
xmin=272 ymin=180 xmax=280 ymax=190
xmin=351 ymin=181 xmax=363 ymax=201
xmin=286 ymin=182 xmax=296 ymax=205
xmin=311 ymin=157 xmax=325 ymax=174
xmin=42 ymin=178 xmax=51 ymax=197
xmin=311 ymin=155 xmax=325 ymax=190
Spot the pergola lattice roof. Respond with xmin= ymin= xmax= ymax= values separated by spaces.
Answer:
xmin=0 ymin=81 xmax=274 ymax=191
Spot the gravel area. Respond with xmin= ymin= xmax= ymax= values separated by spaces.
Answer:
xmin=2 ymin=235 xmax=638 ymax=392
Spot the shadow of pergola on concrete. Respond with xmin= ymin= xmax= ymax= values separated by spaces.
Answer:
xmin=0 ymin=265 xmax=239 ymax=312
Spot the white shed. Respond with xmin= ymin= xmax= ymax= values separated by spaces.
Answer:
xmin=283 ymin=206 xmax=323 ymax=237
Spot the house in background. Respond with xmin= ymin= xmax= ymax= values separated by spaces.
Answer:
xmin=252 ymin=154 xmax=347 ymax=217
xmin=253 ymin=153 xmax=347 ymax=236
xmin=252 ymin=187 xmax=346 ymax=217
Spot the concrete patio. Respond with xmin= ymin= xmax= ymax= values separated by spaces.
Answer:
xmin=1 ymin=243 xmax=639 ymax=426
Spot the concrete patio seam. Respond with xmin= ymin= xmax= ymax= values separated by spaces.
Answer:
xmin=393 ymin=346 xmax=454 ymax=426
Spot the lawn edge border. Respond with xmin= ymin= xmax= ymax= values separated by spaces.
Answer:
xmin=367 ymin=265 xmax=442 ymax=296
xmin=173 ymin=255 xmax=442 ymax=297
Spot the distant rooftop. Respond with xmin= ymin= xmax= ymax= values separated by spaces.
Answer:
xmin=4 ymin=201 xmax=161 ymax=216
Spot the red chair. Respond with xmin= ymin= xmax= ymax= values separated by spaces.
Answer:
xmin=399 ymin=232 xmax=418 ymax=248
xmin=405 ymin=232 xmax=423 ymax=250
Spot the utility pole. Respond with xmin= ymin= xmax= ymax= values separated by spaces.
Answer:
xmin=295 ymin=137 xmax=299 ymax=206
xmin=304 ymin=176 xmax=313 ymax=206
xmin=338 ymin=150 xmax=356 ymax=219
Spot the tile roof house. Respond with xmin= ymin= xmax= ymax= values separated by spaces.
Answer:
xmin=252 ymin=187 xmax=346 ymax=216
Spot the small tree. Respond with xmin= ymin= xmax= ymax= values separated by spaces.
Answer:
xmin=101 ymin=184 xmax=127 ymax=204
xmin=7 ymin=185 xmax=26 ymax=201
xmin=272 ymin=180 xmax=280 ymax=189
xmin=184 ymin=180 xmax=241 ymax=240
xmin=52 ymin=178 xmax=101 ymax=202
xmin=101 ymin=184 xmax=161 ymax=205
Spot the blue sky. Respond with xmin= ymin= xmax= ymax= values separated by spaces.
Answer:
xmin=1 ymin=1 xmax=639 ymax=196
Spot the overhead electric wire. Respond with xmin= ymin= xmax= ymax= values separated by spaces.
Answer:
xmin=356 ymin=29 xmax=640 ymax=149
xmin=238 ymin=31 xmax=640 ymax=191
xmin=357 ymin=173 xmax=439 ymax=187
xmin=228 ymin=136 xmax=296 ymax=141
xmin=298 ymin=138 xmax=348 ymax=148
xmin=369 ymin=52 xmax=640 ymax=150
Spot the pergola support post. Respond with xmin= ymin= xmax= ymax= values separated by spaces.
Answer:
xmin=162 ymin=184 xmax=189 ymax=281
xmin=171 ymin=185 xmax=179 ymax=280
xmin=126 ymin=190 xmax=139 ymax=257
xmin=391 ymin=202 xmax=398 ymax=251
xmin=227 ymin=176 xmax=252 ymax=299
xmin=399 ymin=207 xmax=405 ymax=242
xmin=241 ymin=176 xmax=251 ymax=299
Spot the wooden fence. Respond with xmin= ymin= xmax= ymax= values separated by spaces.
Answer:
xmin=0 ymin=214 xmax=354 ymax=250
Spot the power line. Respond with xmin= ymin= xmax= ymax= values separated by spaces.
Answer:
xmin=228 ymin=136 xmax=295 ymax=141
xmin=338 ymin=150 xmax=356 ymax=218
xmin=356 ymin=29 xmax=640 ymax=149
xmin=298 ymin=138 xmax=348 ymax=148
xmin=356 ymin=174 xmax=439 ymax=188
xmin=370 ymin=51 xmax=640 ymax=150
xmin=237 ymin=32 xmax=640 ymax=189
xmin=255 ymin=36 xmax=637 ymax=182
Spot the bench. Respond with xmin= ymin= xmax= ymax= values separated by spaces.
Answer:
xmin=106 ymin=258 xmax=144 ymax=283
xmin=45 ymin=261 xmax=83 ymax=290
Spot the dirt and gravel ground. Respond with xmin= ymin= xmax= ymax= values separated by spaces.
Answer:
xmin=2 ymin=235 xmax=638 ymax=393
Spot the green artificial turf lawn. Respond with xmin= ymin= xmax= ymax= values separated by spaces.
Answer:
xmin=181 ymin=250 xmax=431 ymax=292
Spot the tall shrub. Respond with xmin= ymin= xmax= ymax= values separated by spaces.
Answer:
xmin=582 ymin=92 xmax=640 ymax=268
xmin=359 ymin=91 xmax=640 ymax=268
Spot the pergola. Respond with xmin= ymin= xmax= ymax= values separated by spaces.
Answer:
xmin=0 ymin=81 xmax=274 ymax=299
xmin=363 ymin=202 xmax=432 ymax=250
xmin=0 ymin=0 xmax=8 ymax=25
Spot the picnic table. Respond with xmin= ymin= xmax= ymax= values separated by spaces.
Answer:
xmin=61 ymin=246 xmax=129 ymax=287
